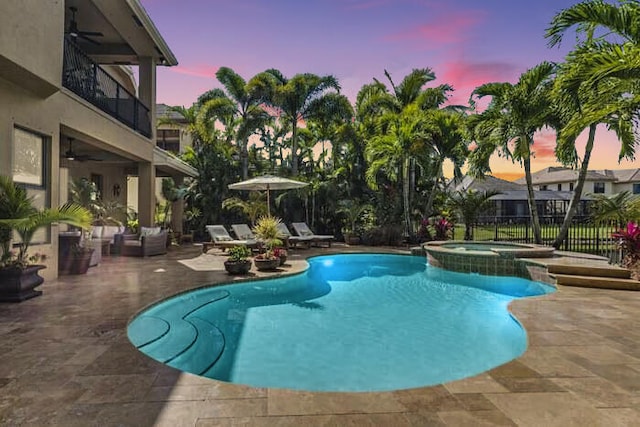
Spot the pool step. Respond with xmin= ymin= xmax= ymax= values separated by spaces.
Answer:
xmin=550 ymin=273 xmax=640 ymax=291
xmin=138 ymin=318 xmax=198 ymax=362
xmin=547 ymin=263 xmax=631 ymax=279
xmin=168 ymin=317 xmax=225 ymax=375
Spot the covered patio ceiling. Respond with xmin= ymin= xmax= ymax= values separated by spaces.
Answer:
xmin=63 ymin=0 xmax=176 ymax=65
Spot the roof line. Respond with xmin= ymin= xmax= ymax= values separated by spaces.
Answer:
xmin=126 ymin=0 xmax=178 ymax=66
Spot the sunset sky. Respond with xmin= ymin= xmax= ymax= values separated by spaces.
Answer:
xmin=140 ymin=0 xmax=640 ymax=181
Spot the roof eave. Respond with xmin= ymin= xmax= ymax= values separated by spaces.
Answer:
xmin=127 ymin=0 xmax=178 ymax=66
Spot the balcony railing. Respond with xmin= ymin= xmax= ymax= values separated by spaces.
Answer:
xmin=62 ymin=37 xmax=151 ymax=138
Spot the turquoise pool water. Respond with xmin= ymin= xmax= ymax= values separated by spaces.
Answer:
xmin=128 ymin=254 xmax=554 ymax=392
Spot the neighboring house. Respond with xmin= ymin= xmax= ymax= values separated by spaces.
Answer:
xmin=0 ymin=0 xmax=196 ymax=278
xmin=513 ymin=166 xmax=640 ymax=195
xmin=156 ymin=103 xmax=193 ymax=155
xmin=450 ymin=175 xmax=589 ymax=221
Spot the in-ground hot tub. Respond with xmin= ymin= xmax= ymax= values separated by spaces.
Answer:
xmin=424 ymin=241 xmax=555 ymax=280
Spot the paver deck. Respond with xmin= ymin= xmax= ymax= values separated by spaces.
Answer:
xmin=0 ymin=244 xmax=639 ymax=426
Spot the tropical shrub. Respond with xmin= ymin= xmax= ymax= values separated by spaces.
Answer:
xmin=612 ymin=221 xmax=640 ymax=267
xmin=227 ymin=245 xmax=251 ymax=262
xmin=252 ymin=215 xmax=283 ymax=250
xmin=433 ymin=217 xmax=453 ymax=240
xmin=0 ymin=176 xmax=92 ymax=269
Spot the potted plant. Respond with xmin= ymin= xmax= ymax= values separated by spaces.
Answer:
xmin=253 ymin=249 xmax=280 ymax=271
xmin=337 ymin=199 xmax=372 ymax=245
xmin=0 ymin=176 xmax=92 ymax=301
xmin=64 ymin=243 xmax=94 ymax=275
xmin=252 ymin=215 xmax=283 ymax=271
xmin=272 ymin=246 xmax=288 ymax=266
xmin=224 ymin=245 xmax=252 ymax=275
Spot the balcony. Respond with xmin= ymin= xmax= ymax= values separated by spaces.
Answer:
xmin=62 ymin=37 xmax=151 ymax=138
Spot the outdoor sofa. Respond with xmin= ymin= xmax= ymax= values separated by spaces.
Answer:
xmin=113 ymin=227 xmax=168 ymax=257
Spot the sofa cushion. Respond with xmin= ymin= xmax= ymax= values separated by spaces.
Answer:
xmin=140 ymin=226 xmax=161 ymax=241
xmin=140 ymin=226 xmax=161 ymax=236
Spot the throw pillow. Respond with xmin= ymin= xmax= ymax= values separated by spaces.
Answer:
xmin=140 ymin=226 xmax=161 ymax=240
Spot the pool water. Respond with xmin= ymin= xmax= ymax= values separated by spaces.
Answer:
xmin=128 ymin=254 xmax=554 ymax=392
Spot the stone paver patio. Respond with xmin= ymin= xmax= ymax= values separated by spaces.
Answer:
xmin=0 ymin=244 xmax=639 ymax=426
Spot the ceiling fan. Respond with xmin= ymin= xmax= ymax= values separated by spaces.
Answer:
xmin=64 ymin=138 xmax=101 ymax=162
xmin=65 ymin=6 xmax=103 ymax=45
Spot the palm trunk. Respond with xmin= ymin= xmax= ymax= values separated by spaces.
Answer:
xmin=552 ymin=124 xmax=597 ymax=248
xmin=402 ymin=156 xmax=411 ymax=239
xmin=291 ymin=118 xmax=299 ymax=176
xmin=424 ymin=160 xmax=443 ymax=219
xmin=311 ymin=190 xmax=316 ymax=227
xmin=241 ymin=138 xmax=249 ymax=180
xmin=524 ymin=155 xmax=543 ymax=244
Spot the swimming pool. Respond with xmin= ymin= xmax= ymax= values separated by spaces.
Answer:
xmin=128 ymin=253 xmax=554 ymax=392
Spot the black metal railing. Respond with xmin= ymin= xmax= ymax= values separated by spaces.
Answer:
xmin=62 ymin=38 xmax=151 ymax=138
xmin=454 ymin=216 xmax=623 ymax=263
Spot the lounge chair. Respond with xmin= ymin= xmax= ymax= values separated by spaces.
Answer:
xmin=231 ymin=224 xmax=257 ymax=241
xmin=205 ymin=225 xmax=260 ymax=251
xmin=291 ymin=222 xmax=334 ymax=248
xmin=276 ymin=223 xmax=313 ymax=249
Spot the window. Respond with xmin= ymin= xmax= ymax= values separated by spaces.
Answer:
xmin=633 ymin=183 xmax=640 ymax=194
xmin=12 ymin=127 xmax=49 ymax=243
xmin=540 ymin=185 xmax=548 ymax=191
xmin=569 ymin=182 xmax=574 ymax=191
xmin=557 ymin=184 xmax=562 ymax=191
xmin=157 ymin=129 xmax=181 ymax=153
xmin=593 ymin=182 xmax=605 ymax=194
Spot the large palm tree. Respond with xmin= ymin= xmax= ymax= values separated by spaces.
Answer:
xmin=550 ymin=54 xmax=637 ymax=248
xmin=306 ymin=93 xmax=354 ymax=170
xmin=468 ymin=62 xmax=556 ymax=244
xmin=359 ymin=69 xmax=456 ymax=238
xmin=546 ymin=1 xmax=640 ymax=248
xmin=250 ymin=70 xmax=342 ymax=176
xmin=365 ymin=104 xmax=434 ymax=238
xmin=198 ymin=67 xmax=271 ymax=179
xmin=422 ymin=109 xmax=469 ymax=219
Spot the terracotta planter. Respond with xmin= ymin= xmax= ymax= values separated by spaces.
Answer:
xmin=279 ymin=254 xmax=287 ymax=266
xmin=254 ymin=258 xmax=280 ymax=271
xmin=0 ymin=265 xmax=45 ymax=302
xmin=224 ymin=260 xmax=252 ymax=275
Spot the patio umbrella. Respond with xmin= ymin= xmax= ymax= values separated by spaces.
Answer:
xmin=228 ymin=175 xmax=308 ymax=215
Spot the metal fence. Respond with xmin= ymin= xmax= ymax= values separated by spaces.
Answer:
xmin=453 ymin=216 xmax=623 ymax=263
xmin=62 ymin=37 xmax=151 ymax=138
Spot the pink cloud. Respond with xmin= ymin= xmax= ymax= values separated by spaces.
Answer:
xmin=386 ymin=12 xmax=483 ymax=44
xmin=169 ymin=64 xmax=219 ymax=79
xmin=438 ymin=60 xmax=518 ymax=105
xmin=532 ymin=129 xmax=557 ymax=160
